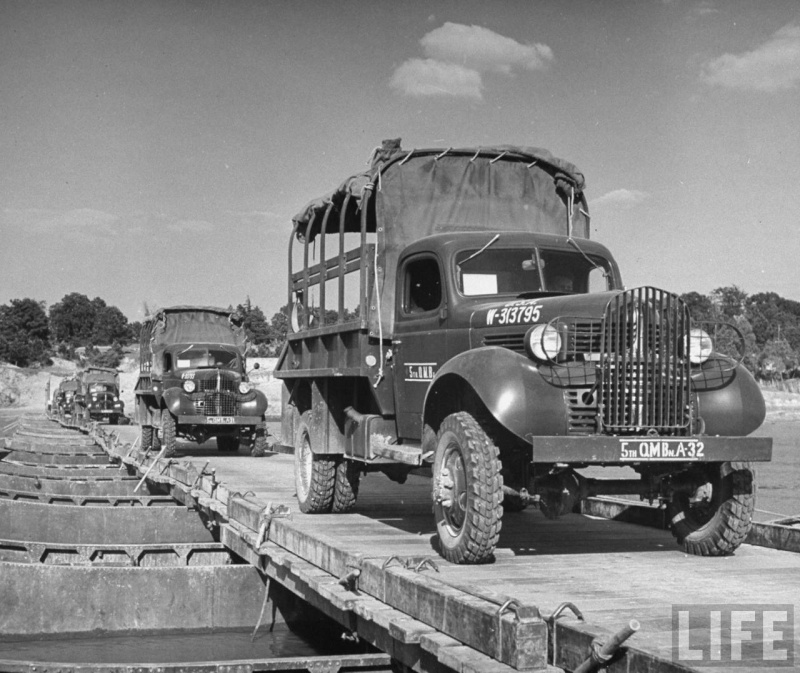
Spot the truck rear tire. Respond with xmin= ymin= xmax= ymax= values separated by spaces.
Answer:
xmin=295 ymin=412 xmax=336 ymax=513
xmin=332 ymin=459 xmax=360 ymax=513
xmin=161 ymin=409 xmax=177 ymax=458
xmin=669 ymin=461 xmax=756 ymax=556
xmin=433 ymin=412 xmax=503 ymax=564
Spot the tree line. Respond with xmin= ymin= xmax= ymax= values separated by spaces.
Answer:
xmin=1 ymin=287 xmax=799 ymax=379
xmin=0 ymin=293 xmax=290 ymax=368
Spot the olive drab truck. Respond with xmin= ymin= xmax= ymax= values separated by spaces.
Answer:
xmin=134 ymin=306 xmax=269 ymax=458
xmin=73 ymin=366 xmax=125 ymax=425
xmin=274 ymin=139 xmax=771 ymax=564
xmin=55 ymin=377 xmax=79 ymax=425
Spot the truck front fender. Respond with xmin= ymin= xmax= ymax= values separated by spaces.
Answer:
xmin=240 ymin=389 xmax=269 ymax=418
xmin=696 ymin=363 xmax=766 ymax=436
xmin=162 ymin=387 xmax=195 ymax=417
xmin=423 ymin=347 xmax=566 ymax=443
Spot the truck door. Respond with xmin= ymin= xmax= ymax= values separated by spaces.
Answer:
xmin=392 ymin=253 xmax=448 ymax=441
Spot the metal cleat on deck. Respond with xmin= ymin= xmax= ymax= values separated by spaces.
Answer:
xmin=381 ymin=555 xmax=439 ymax=573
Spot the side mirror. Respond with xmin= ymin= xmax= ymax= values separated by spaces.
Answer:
xmin=253 ymin=363 xmax=260 ymax=370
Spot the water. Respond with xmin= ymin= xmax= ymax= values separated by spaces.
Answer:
xmin=0 ymin=623 xmax=359 ymax=664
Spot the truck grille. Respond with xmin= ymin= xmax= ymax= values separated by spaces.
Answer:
xmin=599 ymin=287 xmax=691 ymax=435
xmin=198 ymin=378 xmax=237 ymax=393
xmin=194 ymin=392 xmax=238 ymax=416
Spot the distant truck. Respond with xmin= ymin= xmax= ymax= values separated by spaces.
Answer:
xmin=274 ymin=140 xmax=771 ymax=564
xmin=54 ymin=377 xmax=79 ymax=424
xmin=134 ymin=306 xmax=269 ymax=457
xmin=73 ymin=366 xmax=125 ymax=425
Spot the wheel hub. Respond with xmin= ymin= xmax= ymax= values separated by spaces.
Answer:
xmin=435 ymin=446 xmax=467 ymax=531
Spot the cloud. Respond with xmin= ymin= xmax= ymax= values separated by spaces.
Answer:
xmin=390 ymin=59 xmax=483 ymax=98
xmin=390 ymin=22 xmax=552 ymax=100
xmin=420 ymin=22 xmax=553 ymax=75
xmin=2 ymin=207 xmax=119 ymax=239
xmin=166 ymin=219 xmax=215 ymax=234
xmin=693 ymin=1 xmax=719 ymax=17
xmin=590 ymin=189 xmax=650 ymax=211
xmin=701 ymin=23 xmax=800 ymax=92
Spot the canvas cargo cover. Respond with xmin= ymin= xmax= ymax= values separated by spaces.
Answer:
xmin=58 ymin=379 xmax=78 ymax=393
xmin=78 ymin=367 xmax=119 ymax=393
xmin=145 ymin=306 xmax=246 ymax=353
xmin=291 ymin=142 xmax=590 ymax=338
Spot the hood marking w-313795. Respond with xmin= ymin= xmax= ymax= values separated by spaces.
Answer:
xmin=486 ymin=300 xmax=542 ymax=326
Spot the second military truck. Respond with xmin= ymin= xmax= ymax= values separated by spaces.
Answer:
xmin=275 ymin=141 xmax=771 ymax=564
xmin=135 ymin=306 xmax=269 ymax=457
xmin=73 ymin=366 xmax=125 ymax=425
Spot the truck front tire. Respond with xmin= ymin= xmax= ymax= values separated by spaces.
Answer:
xmin=433 ymin=412 xmax=503 ymax=564
xmin=141 ymin=425 xmax=155 ymax=451
xmin=161 ymin=409 xmax=177 ymax=458
xmin=294 ymin=412 xmax=336 ymax=513
xmin=669 ymin=461 xmax=756 ymax=556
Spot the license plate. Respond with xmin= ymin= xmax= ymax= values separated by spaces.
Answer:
xmin=207 ymin=416 xmax=234 ymax=425
xmin=619 ymin=438 xmax=705 ymax=461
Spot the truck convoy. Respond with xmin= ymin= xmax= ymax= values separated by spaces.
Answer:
xmin=134 ymin=306 xmax=269 ymax=458
xmin=274 ymin=139 xmax=771 ymax=564
xmin=72 ymin=366 xmax=125 ymax=425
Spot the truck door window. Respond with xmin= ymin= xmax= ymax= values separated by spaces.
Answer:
xmin=404 ymin=257 xmax=442 ymax=314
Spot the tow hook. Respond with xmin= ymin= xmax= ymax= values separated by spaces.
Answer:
xmin=433 ymin=466 xmax=454 ymax=508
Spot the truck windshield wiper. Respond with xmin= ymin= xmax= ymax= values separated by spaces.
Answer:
xmin=567 ymin=237 xmax=609 ymax=279
xmin=457 ymin=234 xmax=500 ymax=267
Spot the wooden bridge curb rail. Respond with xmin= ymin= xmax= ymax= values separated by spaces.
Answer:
xmin=86 ymin=424 xmax=728 ymax=673
xmin=102 ymin=432 xmax=551 ymax=672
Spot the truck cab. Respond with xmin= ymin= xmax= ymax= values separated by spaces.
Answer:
xmin=134 ymin=306 xmax=269 ymax=457
xmin=275 ymin=141 xmax=771 ymax=564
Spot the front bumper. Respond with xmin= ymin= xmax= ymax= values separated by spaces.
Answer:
xmin=171 ymin=415 xmax=262 ymax=427
xmin=530 ymin=435 xmax=772 ymax=465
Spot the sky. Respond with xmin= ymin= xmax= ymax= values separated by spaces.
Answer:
xmin=1 ymin=0 xmax=799 ymax=322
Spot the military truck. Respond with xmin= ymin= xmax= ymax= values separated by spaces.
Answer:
xmin=134 ymin=306 xmax=269 ymax=457
xmin=55 ymin=377 xmax=79 ymax=424
xmin=73 ymin=366 xmax=125 ymax=425
xmin=274 ymin=140 xmax=772 ymax=565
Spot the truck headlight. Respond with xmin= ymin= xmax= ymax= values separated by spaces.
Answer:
xmin=689 ymin=328 xmax=713 ymax=364
xmin=238 ymin=382 xmax=252 ymax=394
xmin=183 ymin=380 xmax=196 ymax=393
xmin=525 ymin=324 xmax=561 ymax=362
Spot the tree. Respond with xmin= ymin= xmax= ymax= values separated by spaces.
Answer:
xmin=711 ymin=285 xmax=748 ymax=321
xmin=93 ymin=305 xmax=129 ymax=345
xmin=236 ymin=297 xmax=271 ymax=347
xmin=0 ymin=298 xmax=51 ymax=366
xmin=49 ymin=293 xmax=97 ymax=345
xmin=680 ymin=292 xmax=718 ymax=323
xmin=128 ymin=321 xmax=143 ymax=343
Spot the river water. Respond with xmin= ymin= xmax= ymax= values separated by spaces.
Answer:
xmin=0 ymin=623 xmax=360 ymax=664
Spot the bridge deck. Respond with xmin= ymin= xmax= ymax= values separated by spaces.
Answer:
xmin=14 ymin=417 xmax=798 ymax=673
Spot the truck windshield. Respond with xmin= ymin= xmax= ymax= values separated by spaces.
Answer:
xmin=455 ymin=247 xmax=611 ymax=297
xmin=89 ymin=384 xmax=115 ymax=393
xmin=174 ymin=346 xmax=239 ymax=370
